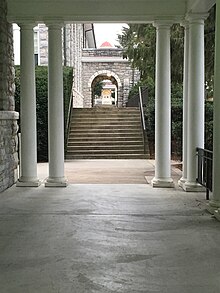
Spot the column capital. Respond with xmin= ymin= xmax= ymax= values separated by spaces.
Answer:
xmin=153 ymin=21 xmax=173 ymax=29
xmin=186 ymin=13 xmax=209 ymax=24
xmin=18 ymin=23 xmax=36 ymax=30
xmin=46 ymin=23 xmax=64 ymax=30
xmin=180 ymin=21 xmax=189 ymax=29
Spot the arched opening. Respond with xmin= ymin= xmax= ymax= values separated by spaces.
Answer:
xmin=91 ymin=74 xmax=118 ymax=107
xmin=88 ymin=70 xmax=122 ymax=108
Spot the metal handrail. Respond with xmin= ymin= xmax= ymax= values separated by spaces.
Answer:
xmin=138 ymin=86 xmax=146 ymax=153
xmin=196 ymin=147 xmax=213 ymax=200
xmin=65 ymin=88 xmax=74 ymax=152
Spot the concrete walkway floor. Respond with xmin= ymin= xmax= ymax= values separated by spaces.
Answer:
xmin=0 ymin=160 xmax=220 ymax=292
xmin=37 ymin=159 xmax=182 ymax=184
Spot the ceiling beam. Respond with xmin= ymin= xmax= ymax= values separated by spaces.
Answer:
xmin=7 ymin=0 xmax=186 ymax=23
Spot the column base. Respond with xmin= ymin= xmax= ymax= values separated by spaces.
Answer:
xmin=45 ymin=177 xmax=68 ymax=187
xmin=206 ymin=200 xmax=220 ymax=215
xmin=181 ymin=181 xmax=205 ymax=192
xmin=151 ymin=177 xmax=174 ymax=188
xmin=178 ymin=177 xmax=186 ymax=189
xmin=16 ymin=177 xmax=41 ymax=187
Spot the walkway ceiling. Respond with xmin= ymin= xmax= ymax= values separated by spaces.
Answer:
xmin=7 ymin=0 xmax=216 ymax=23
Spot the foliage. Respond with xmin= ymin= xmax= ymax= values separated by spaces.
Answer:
xmin=171 ymin=86 xmax=183 ymax=159
xmin=118 ymin=6 xmax=216 ymax=158
xmin=205 ymin=5 xmax=216 ymax=98
xmin=14 ymin=66 xmax=73 ymax=162
xmin=118 ymin=23 xmax=184 ymax=83
xmin=118 ymin=24 xmax=156 ymax=80
xmin=92 ymin=81 xmax=103 ymax=97
xmin=205 ymin=101 xmax=213 ymax=150
xmin=143 ymin=81 xmax=183 ymax=158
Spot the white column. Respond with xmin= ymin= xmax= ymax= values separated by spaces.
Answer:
xmin=179 ymin=23 xmax=189 ymax=188
xmin=45 ymin=24 xmax=67 ymax=187
xmin=17 ymin=24 xmax=40 ymax=187
xmin=209 ymin=2 xmax=220 ymax=217
xmin=182 ymin=15 xmax=207 ymax=192
xmin=151 ymin=22 xmax=174 ymax=188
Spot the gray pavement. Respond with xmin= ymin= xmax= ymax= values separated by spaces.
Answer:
xmin=37 ymin=159 xmax=182 ymax=184
xmin=0 ymin=160 xmax=220 ymax=292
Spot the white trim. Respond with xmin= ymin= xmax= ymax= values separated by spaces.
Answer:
xmin=88 ymin=70 xmax=122 ymax=88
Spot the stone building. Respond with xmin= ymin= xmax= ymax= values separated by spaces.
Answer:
xmin=0 ymin=0 xmax=19 ymax=192
xmin=13 ymin=23 xmax=97 ymax=108
xmin=82 ymin=47 xmax=140 ymax=107
xmin=13 ymin=23 xmax=137 ymax=109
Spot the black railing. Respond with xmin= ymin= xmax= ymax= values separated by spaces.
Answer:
xmin=196 ymin=147 xmax=213 ymax=200
xmin=126 ymin=86 xmax=148 ymax=107
xmin=65 ymin=89 xmax=74 ymax=152
xmin=138 ymin=87 xmax=147 ymax=153
xmin=127 ymin=86 xmax=148 ymax=153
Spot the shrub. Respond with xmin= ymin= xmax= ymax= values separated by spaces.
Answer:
xmin=143 ymin=82 xmax=183 ymax=159
xmin=14 ymin=66 xmax=73 ymax=162
xmin=205 ymin=101 xmax=213 ymax=150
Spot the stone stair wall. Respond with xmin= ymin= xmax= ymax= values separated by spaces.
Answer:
xmin=66 ymin=107 xmax=149 ymax=159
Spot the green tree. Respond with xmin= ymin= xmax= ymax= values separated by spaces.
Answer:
xmin=118 ymin=24 xmax=156 ymax=80
xmin=118 ymin=24 xmax=184 ymax=84
xmin=205 ymin=5 xmax=216 ymax=98
xmin=93 ymin=81 xmax=103 ymax=97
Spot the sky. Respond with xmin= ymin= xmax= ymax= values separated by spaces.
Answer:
xmin=94 ymin=23 xmax=128 ymax=48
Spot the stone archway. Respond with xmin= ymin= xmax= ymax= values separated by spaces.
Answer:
xmin=88 ymin=70 xmax=123 ymax=108
xmin=81 ymin=48 xmax=139 ymax=108
xmin=89 ymin=71 xmax=121 ymax=107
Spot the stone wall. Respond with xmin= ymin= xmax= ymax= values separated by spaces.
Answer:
xmin=72 ymin=88 xmax=84 ymax=108
xmin=82 ymin=48 xmax=123 ymax=57
xmin=38 ymin=23 xmax=82 ymax=95
xmin=82 ymin=48 xmax=140 ymax=108
xmin=0 ymin=112 xmax=19 ymax=192
xmin=38 ymin=24 xmax=48 ymax=65
xmin=0 ymin=0 xmax=19 ymax=192
xmin=0 ymin=0 xmax=15 ymax=111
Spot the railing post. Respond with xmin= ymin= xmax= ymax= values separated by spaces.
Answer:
xmin=196 ymin=147 xmax=213 ymax=201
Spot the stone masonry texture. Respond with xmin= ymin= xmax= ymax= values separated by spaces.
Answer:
xmin=37 ymin=25 xmax=139 ymax=108
xmin=82 ymin=48 xmax=139 ymax=108
xmin=0 ymin=0 xmax=19 ymax=192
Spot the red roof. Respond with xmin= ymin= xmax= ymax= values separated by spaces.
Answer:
xmin=100 ymin=41 xmax=113 ymax=48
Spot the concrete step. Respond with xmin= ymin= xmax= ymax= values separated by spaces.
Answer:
xmin=72 ymin=110 xmax=140 ymax=117
xmin=66 ymin=149 xmax=144 ymax=155
xmin=66 ymin=107 xmax=148 ymax=159
xmin=70 ymin=125 xmax=142 ymax=130
xmin=68 ymin=137 xmax=143 ymax=142
xmin=68 ymin=140 xmax=144 ymax=146
xmin=70 ymin=122 xmax=141 ymax=127
xmin=71 ymin=117 xmax=141 ymax=122
xmin=66 ymin=154 xmax=148 ymax=159
xmin=69 ymin=129 xmax=142 ymax=135
xmin=72 ymin=107 xmax=139 ymax=112
xmin=68 ymin=132 xmax=143 ymax=137
xmin=67 ymin=145 xmax=144 ymax=151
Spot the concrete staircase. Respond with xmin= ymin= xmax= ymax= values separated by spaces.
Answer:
xmin=66 ymin=107 xmax=148 ymax=159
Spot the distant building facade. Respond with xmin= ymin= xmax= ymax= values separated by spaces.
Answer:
xmin=13 ymin=24 xmax=139 ymax=108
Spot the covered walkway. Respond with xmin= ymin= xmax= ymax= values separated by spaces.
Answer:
xmin=1 ymin=161 xmax=220 ymax=292
xmin=37 ymin=159 xmax=182 ymax=184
